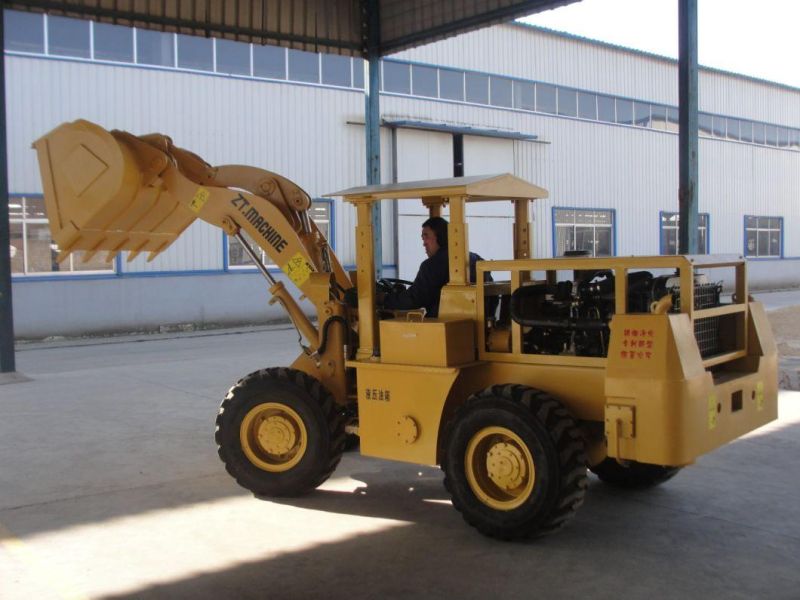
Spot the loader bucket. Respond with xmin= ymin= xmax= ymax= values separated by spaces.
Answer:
xmin=33 ymin=120 xmax=198 ymax=263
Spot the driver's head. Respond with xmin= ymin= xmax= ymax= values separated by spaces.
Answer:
xmin=421 ymin=216 xmax=448 ymax=258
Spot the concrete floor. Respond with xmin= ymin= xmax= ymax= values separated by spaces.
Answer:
xmin=2 ymin=291 xmax=800 ymax=599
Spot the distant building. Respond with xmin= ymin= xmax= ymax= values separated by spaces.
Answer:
xmin=6 ymin=10 xmax=799 ymax=337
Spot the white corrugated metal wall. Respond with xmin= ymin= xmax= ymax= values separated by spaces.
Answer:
xmin=8 ymin=21 xmax=799 ymax=337
xmin=6 ymin=56 xmax=373 ymax=270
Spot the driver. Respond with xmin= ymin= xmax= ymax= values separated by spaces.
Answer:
xmin=383 ymin=216 xmax=490 ymax=318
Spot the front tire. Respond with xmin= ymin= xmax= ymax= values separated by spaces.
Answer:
xmin=215 ymin=368 xmax=345 ymax=497
xmin=443 ymin=385 xmax=587 ymax=540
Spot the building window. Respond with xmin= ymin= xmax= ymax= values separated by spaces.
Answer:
xmin=288 ymin=49 xmax=318 ymax=83
xmin=9 ymin=196 xmax=114 ymax=275
xmin=745 ymin=216 xmax=782 ymax=258
xmin=650 ymin=104 xmax=668 ymax=130
xmin=352 ymin=58 xmax=365 ymax=88
xmin=513 ymin=80 xmax=534 ymax=110
xmin=412 ymin=64 xmax=438 ymax=97
xmin=634 ymin=102 xmax=651 ymax=127
xmin=536 ymin=83 xmax=557 ymax=114
xmin=490 ymin=76 xmax=513 ymax=107
xmin=616 ymin=99 xmax=634 ymax=125
xmin=711 ymin=115 xmax=727 ymax=138
xmin=577 ymin=92 xmax=597 ymax=120
xmin=597 ymin=95 xmax=615 ymax=123
xmin=790 ymin=129 xmax=800 ymax=150
xmin=660 ymin=212 xmax=709 ymax=255
xmin=557 ymin=88 xmax=577 ymax=117
xmin=666 ymin=107 xmax=680 ymax=132
xmin=177 ymin=34 xmax=213 ymax=71
xmin=765 ymin=125 xmax=778 ymax=147
xmin=4 ymin=10 xmax=44 ymax=53
xmin=726 ymin=118 xmax=741 ymax=141
xmin=439 ymin=68 xmax=464 ymax=101
xmin=215 ymin=38 xmax=250 ymax=76
xmin=321 ymin=53 xmax=351 ymax=87
xmin=228 ymin=199 xmax=332 ymax=268
xmin=47 ymin=15 xmax=90 ymax=58
xmin=253 ymin=44 xmax=285 ymax=79
xmin=465 ymin=72 xmax=489 ymax=104
xmin=93 ymin=22 xmax=133 ymax=62
xmin=383 ymin=60 xmax=410 ymax=94
xmin=554 ymin=208 xmax=614 ymax=257
xmin=136 ymin=29 xmax=175 ymax=67
xmin=752 ymin=122 xmax=766 ymax=145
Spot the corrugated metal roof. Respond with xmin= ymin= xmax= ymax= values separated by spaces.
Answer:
xmin=512 ymin=22 xmax=800 ymax=93
xmin=6 ymin=0 xmax=579 ymax=57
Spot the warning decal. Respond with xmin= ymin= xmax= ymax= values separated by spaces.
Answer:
xmin=707 ymin=394 xmax=718 ymax=430
xmin=190 ymin=187 xmax=210 ymax=213
xmin=282 ymin=252 xmax=312 ymax=287
xmin=755 ymin=381 xmax=765 ymax=411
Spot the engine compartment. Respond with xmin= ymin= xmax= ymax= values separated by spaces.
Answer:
xmin=494 ymin=269 xmax=723 ymax=358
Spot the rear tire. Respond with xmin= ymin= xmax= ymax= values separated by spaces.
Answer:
xmin=590 ymin=458 xmax=681 ymax=488
xmin=443 ymin=385 xmax=587 ymax=540
xmin=216 ymin=367 xmax=345 ymax=497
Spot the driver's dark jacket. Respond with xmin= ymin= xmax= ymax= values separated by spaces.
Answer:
xmin=384 ymin=249 xmax=489 ymax=318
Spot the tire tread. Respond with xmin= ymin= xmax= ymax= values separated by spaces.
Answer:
xmin=215 ymin=367 xmax=345 ymax=497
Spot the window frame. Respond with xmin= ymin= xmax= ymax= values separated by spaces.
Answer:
xmin=4 ymin=9 xmax=45 ymax=54
xmin=551 ymin=206 xmax=616 ymax=258
xmin=743 ymin=215 xmax=783 ymax=258
xmin=214 ymin=37 xmax=252 ymax=76
xmin=46 ymin=13 xmax=91 ymax=59
xmin=9 ymin=194 xmax=117 ymax=277
xmin=659 ymin=211 xmax=710 ymax=255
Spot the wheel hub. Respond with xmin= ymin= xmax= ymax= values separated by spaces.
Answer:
xmin=240 ymin=402 xmax=307 ymax=472
xmin=258 ymin=415 xmax=297 ymax=455
xmin=486 ymin=442 xmax=527 ymax=490
xmin=464 ymin=426 xmax=536 ymax=511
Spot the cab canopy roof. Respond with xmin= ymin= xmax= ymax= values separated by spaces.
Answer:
xmin=330 ymin=174 xmax=549 ymax=203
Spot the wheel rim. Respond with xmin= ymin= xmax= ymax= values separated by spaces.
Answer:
xmin=240 ymin=402 xmax=307 ymax=472
xmin=465 ymin=426 xmax=535 ymax=510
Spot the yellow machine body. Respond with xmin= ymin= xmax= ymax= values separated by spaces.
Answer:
xmin=335 ymin=181 xmax=778 ymax=469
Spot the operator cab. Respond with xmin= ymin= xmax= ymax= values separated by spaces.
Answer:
xmin=331 ymin=174 xmax=547 ymax=364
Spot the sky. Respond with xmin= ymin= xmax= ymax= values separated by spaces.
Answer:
xmin=520 ymin=0 xmax=800 ymax=88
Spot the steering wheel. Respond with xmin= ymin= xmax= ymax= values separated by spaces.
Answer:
xmin=377 ymin=278 xmax=413 ymax=295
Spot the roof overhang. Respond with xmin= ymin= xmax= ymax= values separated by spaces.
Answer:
xmin=6 ymin=0 xmax=580 ymax=57
xmin=382 ymin=120 xmax=538 ymax=141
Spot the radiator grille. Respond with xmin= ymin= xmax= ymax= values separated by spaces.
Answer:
xmin=671 ymin=283 xmax=723 ymax=358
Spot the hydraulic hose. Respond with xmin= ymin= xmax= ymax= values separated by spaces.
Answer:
xmin=316 ymin=315 xmax=350 ymax=356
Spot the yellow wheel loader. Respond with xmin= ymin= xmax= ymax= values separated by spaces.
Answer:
xmin=34 ymin=120 xmax=778 ymax=540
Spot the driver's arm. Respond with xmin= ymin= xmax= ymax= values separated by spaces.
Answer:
xmin=383 ymin=258 xmax=444 ymax=312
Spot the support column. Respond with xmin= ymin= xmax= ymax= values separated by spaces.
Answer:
xmin=678 ymin=0 xmax=699 ymax=254
xmin=0 ymin=15 xmax=17 ymax=373
xmin=355 ymin=202 xmax=378 ymax=359
xmin=365 ymin=0 xmax=382 ymax=278
xmin=447 ymin=196 xmax=469 ymax=286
